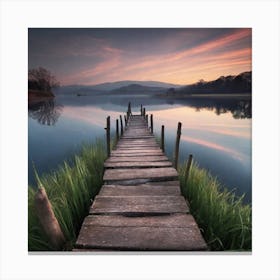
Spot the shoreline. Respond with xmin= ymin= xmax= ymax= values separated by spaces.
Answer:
xmin=161 ymin=93 xmax=252 ymax=99
xmin=28 ymin=90 xmax=54 ymax=105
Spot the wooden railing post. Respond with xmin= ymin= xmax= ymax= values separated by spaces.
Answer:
xmin=116 ymin=119 xmax=119 ymax=141
xmin=34 ymin=186 xmax=65 ymax=250
xmin=161 ymin=125 xmax=165 ymax=152
xmin=128 ymin=102 xmax=131 ymax=117
xmin=120 ymin=115 xmax=123 ymax=136
xmin=124 ymin=115 xmax=127 ymax=127
xmin=150 ymin=114 xmax=153 ymax=133
xmin=106 ymin=116 xmax=110 ymax=157
xmin=185 ymin=154 xmax=193 ymax=184
xmin=145 ymin=115 xmax=148 ymax=126
xmin=174 ymin=122 xmax=182 ymax=170
xmin=140 ymin=104 xmax=143 ymax=116
xmin=143 ymin=108 xmax=146 ymax=118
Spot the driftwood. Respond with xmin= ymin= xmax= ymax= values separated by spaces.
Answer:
xmin=34 ymin=187 xmax=65 ymax=249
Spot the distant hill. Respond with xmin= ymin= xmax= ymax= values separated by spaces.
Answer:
xmin=54 ymin=80 xmax=181 ymax=96
xmin=166 ymin=71 xmax=252 ymax=96
xmin=110 ymin=84 xmax=166 ymax=95
xmin=91 ymin=80 xmax=181 ymax=91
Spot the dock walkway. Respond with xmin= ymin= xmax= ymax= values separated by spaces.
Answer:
xmin=75 ymin=114 xmax=207 ymax=251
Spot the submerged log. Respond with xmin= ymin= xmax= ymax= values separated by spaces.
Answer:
xmin=34 ymin=187 xmax=65 ymax=250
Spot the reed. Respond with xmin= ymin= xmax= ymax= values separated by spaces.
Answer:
xmin=178 ymin=162 xmax=252 ymax=251
xmin=28 ymin=140 xmax=106 ymax=251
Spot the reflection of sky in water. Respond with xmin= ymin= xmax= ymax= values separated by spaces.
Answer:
xmin=28 ymin=96 xmax=251 ymax=203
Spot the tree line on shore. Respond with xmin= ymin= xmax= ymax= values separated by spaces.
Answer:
xmin=28 ymin=67 xmax=59 ymax=93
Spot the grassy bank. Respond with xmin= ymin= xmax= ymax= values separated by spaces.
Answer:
xmin=28 ymin=140 xmax=106 ymax=251
xmin=178 ymin=161 xmax=252 ymax=251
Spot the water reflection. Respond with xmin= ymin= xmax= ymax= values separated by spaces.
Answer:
xmin=173 ymin=98 xmax=251 ymax=119
xmin=28 ymin=99 xmax=63 ymax=125
xmin=28 ymin=94 xmax=251 ymax=202
xmin=57 ymin=95 xmax=251 ymax=119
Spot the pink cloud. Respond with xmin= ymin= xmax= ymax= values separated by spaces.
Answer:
xmin=60 ymin=29 xmax=251 ymax=85
xmin=181 ymin=135 xmax=245 ymax=161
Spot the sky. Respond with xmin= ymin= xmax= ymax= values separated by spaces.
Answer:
xmin=28 ymin=28 xmax=252 ymax=86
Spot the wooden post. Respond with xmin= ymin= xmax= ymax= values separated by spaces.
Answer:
xmin=143 ymin=108 xmax=146 ymax=118
xmin=161 ymin=125 xmax=165 ymax=152
xmin=128 ymin=102 xmax=131 ymax=116
xmin=124 ymin=115 xmax=127 ymax=127
xmin=120 ymin=115 xmax=123 ymax=136
xmin=150 ymin=114 xmax=153 ymax=133
xmin=185 ymin=154 xmax=193 ymax=184
xmin=116 ymin=119 xmax=119 ymax=141
xmin=106 ymin=116 xmax=110 ymax=157
xmin=174 ymin=122 xmax=182 ymax=170
xmin=140 ymin=104 xmax=143 ymax=116
xmin=145 ymin=115 xmax=148 ymax=126
xmin=34 ymin=187 xmax=65 ymax=249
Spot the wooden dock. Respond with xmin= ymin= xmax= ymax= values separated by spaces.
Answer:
xmin=75 ymin=112 xmax=207 ymax=251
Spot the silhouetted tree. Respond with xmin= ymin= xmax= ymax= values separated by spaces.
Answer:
xmin=28 ymin=67 xmax=60 ymax=92
xmin=28 ymin=99 xmax=63 ymax=126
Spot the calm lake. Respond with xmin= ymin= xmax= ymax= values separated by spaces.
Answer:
xmin=28 ymin=94 xmax=252 ymax=204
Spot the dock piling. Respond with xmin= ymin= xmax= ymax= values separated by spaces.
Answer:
xmin=106 ymin=116 xmax=110 ymax=157
xmin=150 ymin=114 xmax=153 ymax=134
xmin=124 ymin=115 xmax=127 ymax=127
xmin=174 ymin=122 xmax=182 ymax=170
xmin=120 ymin=115 xmax=123 ymax=136
xmin=116 ymin=119 xmax=119 ymax=141
xmin=34 ymin=186 xmax=65 ymax=250
xmin=161 ymin=125 xmax=165 ymax=152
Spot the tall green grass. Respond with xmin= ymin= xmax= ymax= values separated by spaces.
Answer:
xmin=28 ymin=140 xmax=106 ymax=251
xmin=179 ymin=161 xmax=252 ymax=251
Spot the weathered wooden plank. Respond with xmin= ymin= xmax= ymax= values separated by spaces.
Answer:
xmin=117 ymin=141 xmax=157 ymax=146
xmin=98 ymin=184 xmax=181 ymax=196
xmin=103 ymin=167 xmax=178 ymax=182
xmin=90 ymin=195 xmax=189 ymax=214
xmin=124 ymin=132 xmax=150 ymax=135
xmin=83 ymin=213 xmax=197 ymax=227
xmin=111 ymin=149 xmax=162 ymax=154
xmin=121 ymin=136 xmax=154 ymax=139
xmin=111 ymin=149 xmax=163 ymax=154
xmin=118 ymin=142 xmax=156 ymax=145
xmin=110 ymin=152 xmax=164 ymax=157
xmin=76 ymin=215 xmax=207 ymax=251
xmin=126 ymin=126 xmax=147 ymax=128
xmin=105 ymin=156 xmax=169 ymax=162
xmin=104 ymin=161 xmax=172 ymax=169
xmin=123 ymin=134 xmax=152 ymax=138
xmin=115 ymin=145 xmax=160 ymax=149
xmin=141 ymin=180 xmax=180 ymax=187
xmin=117 ymin=139 xmax=156 ymax=143
xmin=116 ymin=145 xmax=159 ymax=149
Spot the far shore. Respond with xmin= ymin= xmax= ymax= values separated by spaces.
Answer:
xmin=161 ymin=93 xmax=251 ymax=99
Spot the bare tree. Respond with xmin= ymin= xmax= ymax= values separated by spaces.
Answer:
xmin=28 ymin=67 xmax=60 ymax=92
